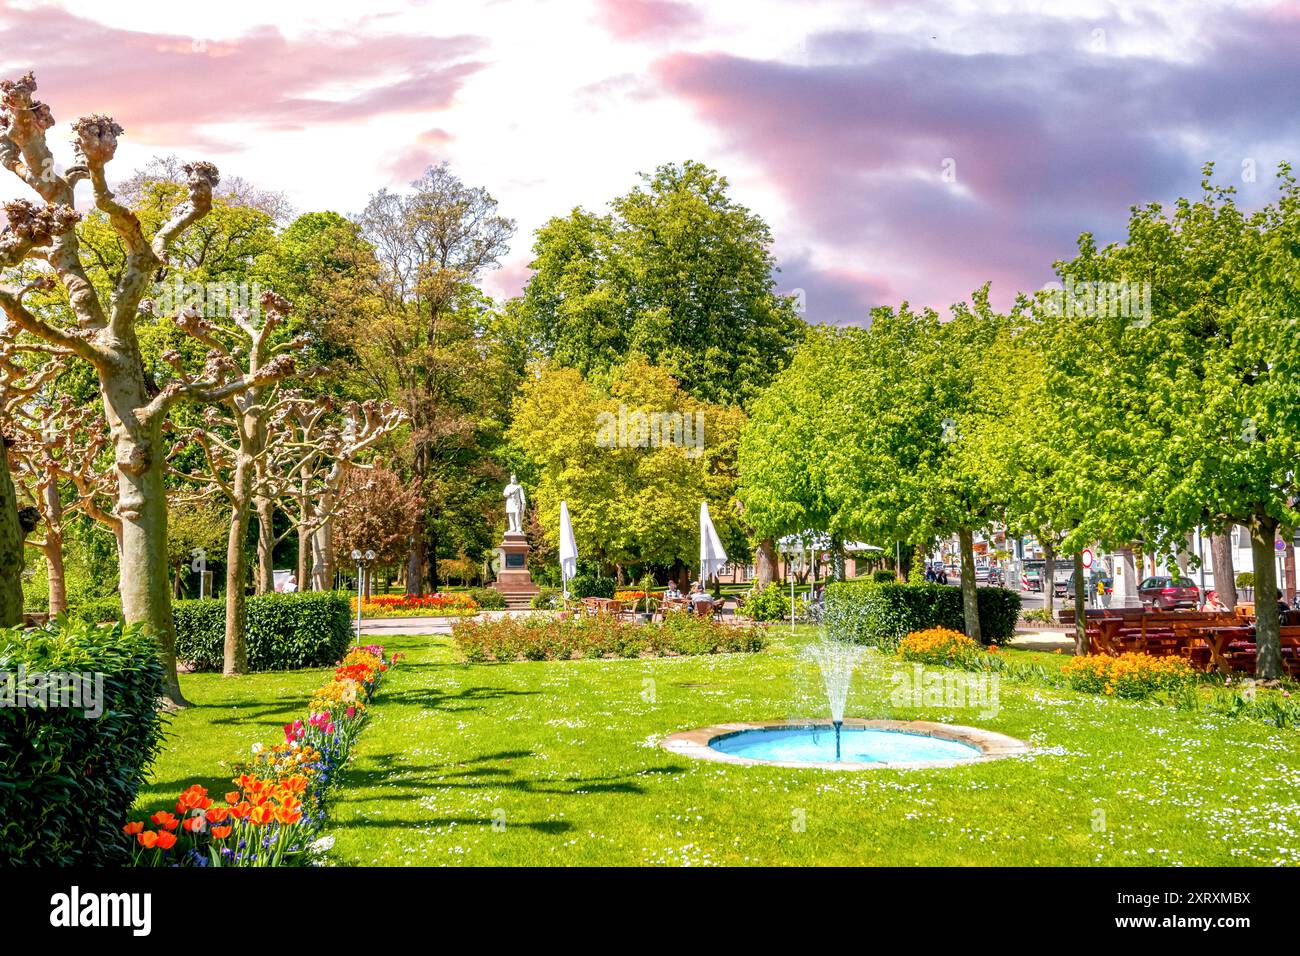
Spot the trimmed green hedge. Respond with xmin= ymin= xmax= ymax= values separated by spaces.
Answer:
xmin=824 ymin=581 xmax=1021 ymax=648
xmin=175 ymin=592 xmax=353 ymax=671
xmin=0 ymin=618 xmax=165 ymax=865
xmin=67 ymin=592 xmax=354 ymax=671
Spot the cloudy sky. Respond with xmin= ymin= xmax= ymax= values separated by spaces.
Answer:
xmin=2 ymin=0 xmax=1298 ymax=323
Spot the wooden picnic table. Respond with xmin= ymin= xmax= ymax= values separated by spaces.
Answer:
xmin=1192 ymin=625 xmax=1255 ymax=673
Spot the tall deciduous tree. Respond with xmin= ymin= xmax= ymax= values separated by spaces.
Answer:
xmin=353 ymin=164 xmax=515 ymax=592
xmin=173 ymin=293 xmax=304 ymax=674
xmin=514 ymin=161 xmax=804 ymax=407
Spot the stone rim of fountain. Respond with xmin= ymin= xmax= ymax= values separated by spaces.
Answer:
xmin=658 ymin=718 xmax=1032 ymax=770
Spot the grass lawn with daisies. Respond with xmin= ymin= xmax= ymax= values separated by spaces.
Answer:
xmin=137 ymin=625 xmax=1300 ymax=866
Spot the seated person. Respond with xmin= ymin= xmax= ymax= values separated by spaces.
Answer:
xmin=688 ymin=582 xmax=710 ymax=606
xmin=664 ymin=581 xmax=683 ymax=601
xmin=1202 ymin=590 xmax=1228 ymax=613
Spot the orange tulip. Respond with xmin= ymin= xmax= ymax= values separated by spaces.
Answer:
xmin=274 ymin=807 xmax=303 ymax=826
xmin=137 ymin=831 xmax=158 ymax=849
xmin=156 ymin=831 xmax=178 ymax=850
xmin=225 ymin=791 xmax=241 ymax=805
xmin=249 ymin=805 xmax=274 ymax=826
xmin=123 ymin=821 xmax=144 ymax=836
xmin=228 ymin=802 xmax=253 ymax=821
xmin=206 ymin=807 xmax=229 ymax=824
xmin=211 ymin=825 xmax=232 ymax=840
xmin=183 ymin=816 xmax=206 ymax=833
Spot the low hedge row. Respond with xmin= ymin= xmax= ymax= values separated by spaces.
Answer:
xmin=453 ymin=613 xmax=766 ymax=662
xmin=0 ymin=618 xmax=166 ymax=865
xmin=66 ymin=592 xmax=353 ymax=672
xmin=175 ymin=592 xmax=353 ymax=671
xmin=824 ymin=581 xmax=1021 ymax=648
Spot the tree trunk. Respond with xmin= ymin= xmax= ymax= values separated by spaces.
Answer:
xmin=0 ymin=438 xmax=24 ymax=628
xmin=1283 ymin=527 xmax=1296 ymax=605
xmin=255 ymin=495 xmax=275 ymax=594
xmin=756 ymin=537 xmax=777 ymax=586
xmin=406 ymin=535 xmax=425 ymax=595
xmin=1042 ymin=536 xmax=1056 ymax=617
xmin=1210 ymin=529 xmax=1237 ymax=609
xmin=426 ymin=522 xmax=440 ymax=592
xmin=41 ymin=479 xmax=67 ymax=615
xmin=297 ymin=517 xmax=312 ymax=593
xmin=957 ymin=527 xmax=982 ymax=643
xmin=223 ymin=463 xmax=253 ymax=676
xmin=830 ymin=536 xmax=846 ymax=583
xmin=1072 ymin=549 xmax=1088 ymax=655
xmin=111 ymin=403 xmax=188 ymax=707
xmin=1250 ymin=512 xmax=1282 ymax=681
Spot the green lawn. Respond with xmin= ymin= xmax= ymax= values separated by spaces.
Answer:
xmin=138 ymin=627 xmax=1300 ymax=866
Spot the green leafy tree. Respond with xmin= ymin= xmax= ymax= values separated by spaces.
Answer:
xmin=1048 ymin=166 xmax=1300 ymax=678
xmin=513 ymin=161 xmax=804 ymax=407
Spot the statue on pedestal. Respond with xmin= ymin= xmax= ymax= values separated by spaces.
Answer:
xmin=503 ymin=473 xmax=526 ymax=535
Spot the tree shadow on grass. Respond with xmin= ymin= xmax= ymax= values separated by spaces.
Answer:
xmin=338 ymin=752 xmax=685 ymax=802
xmin=334 ymin=816 xmax=574 ymax=835
xmin=376 ymin=685 xmax=542 ymax=712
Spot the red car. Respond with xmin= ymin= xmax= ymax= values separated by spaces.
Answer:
xmin=1137 ymin=576 xmax=1200 ymax=610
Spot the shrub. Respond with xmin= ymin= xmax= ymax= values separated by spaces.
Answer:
xmin=739 ymin=583 xmax=792 ymax=622
xmin=823 ymin=581 xmax=1021 ymax=649
xmin=1061 ymin=653 xmax=1196 ymax=699
xmin=1235 ymin=572 xmax=1255 ymax=589
xmin=531 ymin=588 xmax=561 ymax=610
xmin=67 ymin=594 xmax=124 ymax=625
xmin=0 ymin=618 xmax=165 ymax=865
xmin=451 ymin=613 xmax=765 ymax=661
xmin=871 ymin=569 xmax=898 ymax=583
xmin=175 ymin=592 xmax=353 ymax=672
xmin=569 ymin=570 xmax=615 ymax=600
xmin=469 ymin=587 xmax=507 ymax=610
xmin=1021 ymin=607 xmax=1055 ymax=624
xmin=898 ymin=627 xmax=991 ymax=669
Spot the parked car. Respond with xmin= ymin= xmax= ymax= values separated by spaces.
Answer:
xmin=1055 ymin=572 xmax=1113 ymax=598
xmin=1137 ymin=576 xmax=1200 ymax=610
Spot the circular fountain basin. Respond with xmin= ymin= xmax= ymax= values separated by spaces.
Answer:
xmin=659 ymin=719 xmax=1031 ymax=770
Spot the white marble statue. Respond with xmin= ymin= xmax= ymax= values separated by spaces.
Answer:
xmin=504 ymin=473 xmax=527 ymax=534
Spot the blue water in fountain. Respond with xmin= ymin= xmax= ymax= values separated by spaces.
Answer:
xmin=710 ymin=726 xmax=981 ymax=764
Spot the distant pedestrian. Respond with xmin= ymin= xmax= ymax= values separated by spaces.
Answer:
xmin=283 ymin=574 xmax=298 ymax=593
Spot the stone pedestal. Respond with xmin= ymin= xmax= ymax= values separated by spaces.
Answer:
xmin=492 ymin=531 xmax=539 ymax=605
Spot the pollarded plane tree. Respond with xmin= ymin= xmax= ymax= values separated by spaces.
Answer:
xmin=264 ymin=395 xmax=408 ymax=593
xmin=8 ymin=389 xmax=119 ymax=615
xmin=165 ymin=293 xmax=304 ymax=675
xmin=0 ymin=332 xmax=65 ymax=626
xmin=0 ymin=73 xmax=297 ymax=705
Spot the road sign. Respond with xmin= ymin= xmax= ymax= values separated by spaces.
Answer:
xmin=1082 ymin=548 xmax=1094 ymax=569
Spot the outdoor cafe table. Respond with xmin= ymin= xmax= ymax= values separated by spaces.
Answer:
xmin=1196 ymin=625 xmax=1254 ymax=673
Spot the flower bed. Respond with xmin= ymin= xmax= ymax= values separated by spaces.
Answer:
xmin=453 ymin=613 xmax=766 ymax=662
xmin=121 ymin=644 xmax=397 ymax=867
xmin=353 ymin=593 xmax=479 ymax=618
xmin=1061 ymin=652 xmax=1196 ymax=699
xmin=898 ymin=626 xmax=994 ymax=669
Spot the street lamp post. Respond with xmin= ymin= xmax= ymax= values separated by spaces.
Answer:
xmin=352 ymin=548 xmax=375 ymax=646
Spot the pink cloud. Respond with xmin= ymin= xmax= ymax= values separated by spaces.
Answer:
xmin=0 ymin=6 xmax=486 ymax=147
xmin=593 ymin=0 xmax=701 ymax=40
